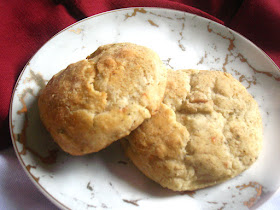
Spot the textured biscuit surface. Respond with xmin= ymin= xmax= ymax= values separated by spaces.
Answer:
xmin=122 ymin=69 xmax=263 ymax=191
xmin=38 ymin=43 xmax=167 ymax=155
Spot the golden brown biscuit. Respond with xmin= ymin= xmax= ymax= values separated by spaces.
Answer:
xmin=38 ymin=43 xmax=167 ymax=155
xmin=122 ymin=69 xmax=263 ymax=191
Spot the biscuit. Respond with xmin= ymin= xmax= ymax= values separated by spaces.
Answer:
xmin=122 ymin=69 xmax=263 ymax=191
xmin=38 ymin=43 xmax=167 ymax=155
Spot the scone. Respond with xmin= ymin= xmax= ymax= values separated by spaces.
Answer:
xmin=38 ymin=43 xmax=167 ymax=155
xmin=122 ymin=69 xmax=263 ymax=191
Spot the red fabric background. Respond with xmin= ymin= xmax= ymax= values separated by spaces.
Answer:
xmin=0 ymin=0 xmax=279 ymax=148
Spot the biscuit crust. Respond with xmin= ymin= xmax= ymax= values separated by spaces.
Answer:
xmin=122 ymin=69 xmax=263 ymax=191
xmin=38 ymin=43 xmax=167 ymax=155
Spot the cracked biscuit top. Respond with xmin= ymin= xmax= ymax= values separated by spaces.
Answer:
xmin=38 ymin=43 xmax=167 ymax=155
xmin=122 ymin=69 xmax=263 ymax=191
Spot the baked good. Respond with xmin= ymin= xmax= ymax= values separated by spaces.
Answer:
xmin=122 ymin=69 xmax=263 ymax=191
xmin=38 ymin=43 xmax=167 ymax=155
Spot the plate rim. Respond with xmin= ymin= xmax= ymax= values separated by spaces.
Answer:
xmin=9 ymin=7 xmax=280 ymax=210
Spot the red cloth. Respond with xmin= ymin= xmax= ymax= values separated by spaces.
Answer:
xmin=1 ymin=0 xmax=279 ymax=148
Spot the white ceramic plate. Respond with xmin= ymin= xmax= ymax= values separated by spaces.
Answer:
xmin=10 ymin=7 xmax=280 ymax=210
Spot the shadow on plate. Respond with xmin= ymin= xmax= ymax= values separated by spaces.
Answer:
xmin=99 ymin=140 xmax=184 ymax=198
xmin=13 ymin=97 xmax=64 ymax=171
